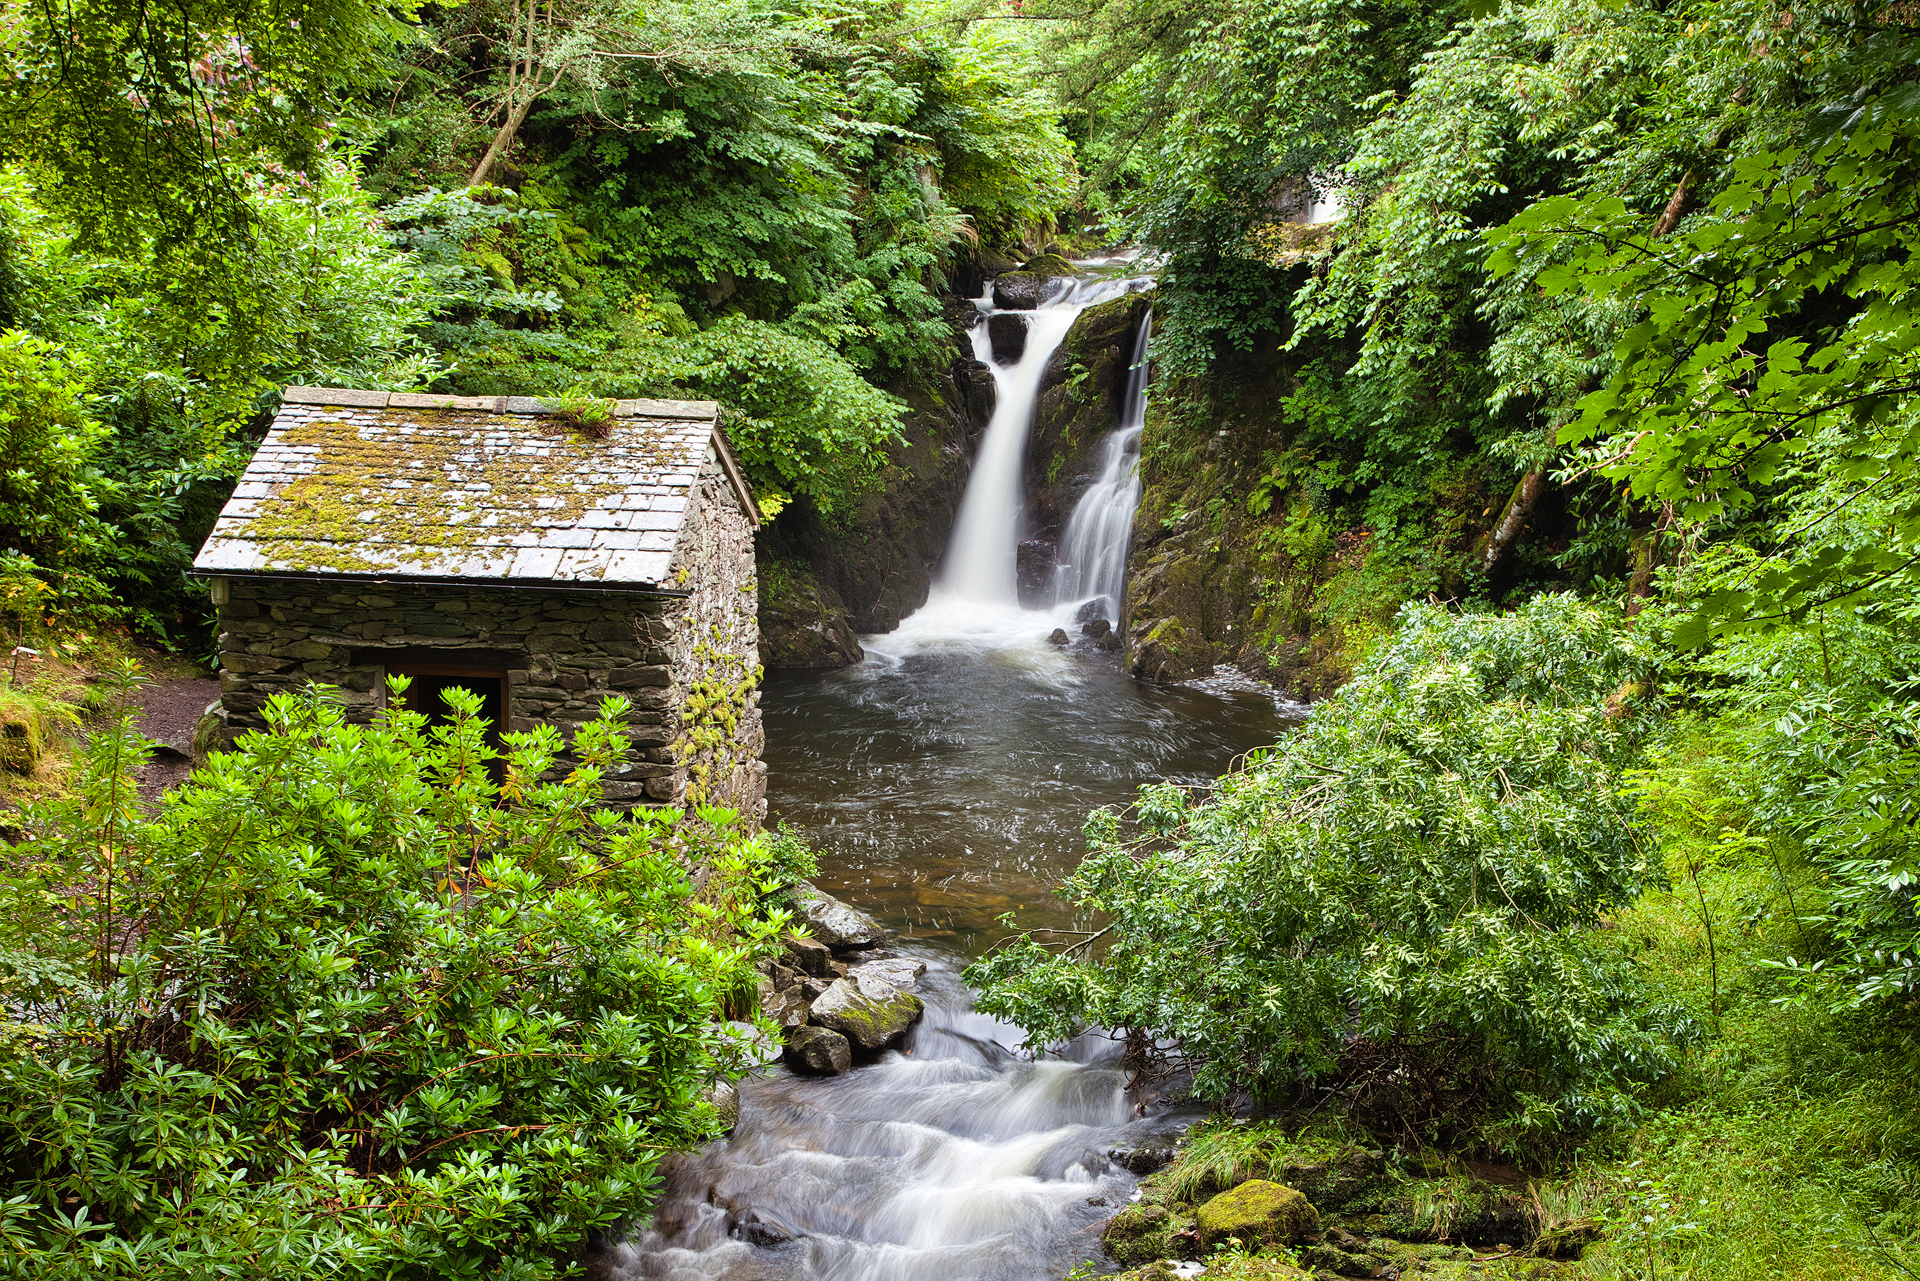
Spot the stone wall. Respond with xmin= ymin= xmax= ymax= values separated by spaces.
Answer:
xmin=213 ymin=448 xmax=764 ymax=816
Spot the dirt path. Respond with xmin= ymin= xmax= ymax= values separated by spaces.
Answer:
xmin=135 ymin=676 xmax=219 ymax=802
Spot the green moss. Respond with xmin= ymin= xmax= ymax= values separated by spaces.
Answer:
xmin=1102 ymin=1203 xmax=1175 ymax=1265
xmin=245 ymin=408 xmax=670 ymax=575
xmin=1195 ymin=1180 xmax=1319 ymax=1251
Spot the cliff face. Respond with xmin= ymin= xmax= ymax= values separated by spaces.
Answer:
xmin=1018 ymin=292 xmax=1154 ymax=604
xmin=1120 ymin=328 xmax=1504 ymax=701
xmin=756 ymin=340 xmax=994 ymax=667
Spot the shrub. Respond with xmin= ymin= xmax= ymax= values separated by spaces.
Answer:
xmin=967 ymin=596 xmax=1696 ymax=1145
xmin=0 ymin=670 xmax=787 ymax=1278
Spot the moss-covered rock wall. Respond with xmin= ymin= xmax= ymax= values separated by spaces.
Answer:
xmin=755 ymin=330 xmax=994 ymax=667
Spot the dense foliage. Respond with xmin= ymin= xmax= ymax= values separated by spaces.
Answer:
xmin=0 ymin=674 xmax=785 ymax=1276
xmin=969 ymin=597 xmax=1694 ymax=1142
xmin=0 ymin=0 xmax=1079 ymax=644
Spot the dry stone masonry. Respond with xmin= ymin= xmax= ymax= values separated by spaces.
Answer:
xmin=193 ymin=387 xmax=766 ymax=815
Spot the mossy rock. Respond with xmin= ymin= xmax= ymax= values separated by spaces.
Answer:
xmin=1021 ymin=252 xmax=1077 ymax=278
xmin=0 ymin=715 xmax=43 ymax=772
xmin=1103 ymin=1203 xmax=1174 ymax=1265
xmin=1195 ymin=1179 xmax=1319 ymax=1251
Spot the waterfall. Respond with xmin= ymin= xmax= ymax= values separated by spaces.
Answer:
xmin=1051 ymin=313 xmax=1151 ymax=622
xmin=938 ymin=265 xmax=1153 ymax=604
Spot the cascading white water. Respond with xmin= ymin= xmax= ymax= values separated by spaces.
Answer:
xmin=939 ymin=266 xmax=1154 ymax=604
xmin=1050 ymin=313 xmax=1151 ymax=622
xmin=611 ymin=960 xmax=1198 ymax=1281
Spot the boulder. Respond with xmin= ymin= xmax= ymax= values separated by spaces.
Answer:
xmin=1095 ymin=632 xmax=1123 ymax=652
xmin=988 ymin=312 xmax=1028 ymax=363
xmin=993 ymin=270 xmax=1045 ymax=309
xmin=948 ymin=245 xmax=1023 ymax=297
xmin=1279 ymin=1147 xmax=1387 ymax=1212
xmin=850 ymin=956 xmax=926 ymax=989
xmin=784 ymin=1025 xmax=853 ymax=1075
xmin=782 ymin=932 xmax=835 ymax=977
xmin=1022 ymin=252 xmax=1078 ymax=279
xmin=1075 ymin=599 xmax=1110 ymax=624
xmin=808 ymin=973 xmax=924 ymax=1050
xmin=1082 ymin=618 xmax=1112 ymax=639
xmin=1102 ymin=1204 xmax=1175 ymax=1265
xmin=1017 ymin=539 xmax=1056 ymax=604
xmin=1047 ymin=628 xmax=1069 ymax=646
xmin=1194 ymin=1179 xmax=1319 ymax=1251
xmin=1108 ymin=1145 xmax=1175 ymax=1175
xmin=792 ymin=882 xmax=884 ymax=948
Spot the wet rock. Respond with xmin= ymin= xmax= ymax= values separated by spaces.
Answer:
xmin=757 ymin=564 xmax=864 ymax=669
xmin=1082 ymin=618 xmax=1112 ymax=639
xmin=801 ymin=976 xmax=836 ymax=1001
xmin=1108 ymin=1145 xmax=1175 ymax=1175
xmin=791 ymin=882 xmax=884 ymax=948
xmin=1102 ymin=1203 xmax=1175 ymax=1265
xmin=782 ymin=931 xmax=835 ymax=977
xmin=1047 ymin=628 xmax=1070 ymax=645
xmin=808 ymin=972 xmax=924 ymax=1049
xmin=948 ymin=245 xmax=1023 ymax=297
xmin=850 ymin=956 xmax=926 ymax=990
xmin=959 ymin=358 xmax=996 ymax=424
xmin=1075 ymin=599 xmax=1110 ymax=624
xmin=992 ymin=270 xmax=1045 ymax=309
xmin=1023 ymin=290 xmax=1155 ymax=560
xmin=757 ymin=978 xmax=810 ymax=1028
xmin=784 ymin=1025 xmax=853 ymax=1075
xmin=1022 ymin=253 xmax=1077 ymax=279
xmin=757 ymin=959 xmax=799 ymax=990
xmin=1194 ymin=1179 xmax=1319 ymax=1250
xmin=988 ymin=312 xmax=1029 ymax=363
xmin=1095 ymin=632 xmax=1123 ymax=652
xmin=1017 ymin=539 xmax=1056 ymax=604
xmin=736 ymin=1214 xmax=794 ymax=1247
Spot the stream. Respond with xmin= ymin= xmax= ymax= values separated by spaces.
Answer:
xmin=609 ymin=260 xmax=1301 ymax=1281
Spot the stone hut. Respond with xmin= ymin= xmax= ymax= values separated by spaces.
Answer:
xmin=192 ymin=386 xmax=765 ymax=815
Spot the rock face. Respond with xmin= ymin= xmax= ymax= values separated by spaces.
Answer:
xmin=948 ymin=245 xmax=1023 ymax=298
xmin=785 ymin=1025 xmax=853 ymax=1075
xmin=988 ymin=312 xmax=1029 ymax=363
xmin=1022 ymin=291 xmax=1155 ymax=593
xmin=1193 ymin=1179 xmax=1319 ymax=1250
xmin=1017 ymin=539 xmax=1056 ymax=602
xmin=808 ymin=972 xmax=924 ymax=1050
xmin=792 ymin=882 xmax=883 ymax=948
xmin=757 ymin=566 xmax=864 ymax=667
xmin=755 ymin=329 xmax=994 ymax=668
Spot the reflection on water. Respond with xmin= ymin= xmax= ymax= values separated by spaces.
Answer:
xmin=765 ymin=599 xmax=1300 ymax=955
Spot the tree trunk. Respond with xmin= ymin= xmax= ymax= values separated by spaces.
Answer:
xmin=1473 ymin=469 xmax=1549 ymax=581
xmin=470 ymin=93 xmax=538 ymax=187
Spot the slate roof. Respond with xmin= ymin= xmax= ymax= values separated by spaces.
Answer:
xmin=193 ymin=387 xmax=756 ymax=589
